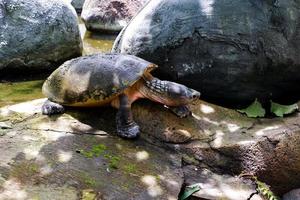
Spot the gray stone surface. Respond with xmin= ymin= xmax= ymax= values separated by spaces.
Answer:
xmin=0 ymin=0 xmax=82 ymax=72
xmin=283 ymin=189 xmax=300 ymax=200
xmin=1 ymin=98 xmax=300 ymax=197
xmin=113 ymin=0 xmax=300 ymax=106
xmin=71 ymin=0 xmax=85 ymax=13
xmin=183 ymin=165 xmax=263 ymax=200
xmin=0 ymin=99 xmax=183 ymax=200
xmin=81 ymin=0 xmax=148 ymax=32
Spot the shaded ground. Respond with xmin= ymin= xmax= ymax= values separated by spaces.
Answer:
xmin=0 ymin=98 xmax=300 ymax=199
xmin=0 ymin=100 xmax=182 ymax=200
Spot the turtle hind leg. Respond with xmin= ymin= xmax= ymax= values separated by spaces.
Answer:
xmin=168 ymin=105 xmax=191 ymax=118
xmin=42 ymin=100 xmax=65 ymax=115
xmin=115 ymin=94 xmax=140 ymax=139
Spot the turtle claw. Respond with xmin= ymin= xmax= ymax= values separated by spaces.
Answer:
xmin=116 ymin=121 xmax=140 ymax=139
xmin=169 ymin=105 xmax=191 ymax=118
xmin=42 ymin=100 xmax=65 ymax=115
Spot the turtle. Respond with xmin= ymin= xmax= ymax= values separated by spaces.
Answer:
xmin=42 ymin=53 xmax=200 ymax=139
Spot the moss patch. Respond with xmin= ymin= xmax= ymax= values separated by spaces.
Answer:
xmin=0 ymin=80 xmax=44 ymax=107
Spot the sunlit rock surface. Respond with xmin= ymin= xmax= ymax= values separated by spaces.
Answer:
xmin=183 ymin=165 xmax=263 ymax=200
xmin=81 ymin=0 xmax=148 ymax=32
xmin=0 ymin=0 xmax=82 ymax=73
xmin=113 ymin=0 xmax=300 ymax=106
xmin=0 ymin=99 xmax=183 ymax=200
xmin=1 ymin=98 xmax=300 ymax=197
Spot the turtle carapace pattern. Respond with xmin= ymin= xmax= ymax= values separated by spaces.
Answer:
xmin=42 ymin=53 xmax=200 ymax=139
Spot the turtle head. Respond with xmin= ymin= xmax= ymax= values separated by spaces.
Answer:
xmin=143 ymin=78 xmax=200 ymax=106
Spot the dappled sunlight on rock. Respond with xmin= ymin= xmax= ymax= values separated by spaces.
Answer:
xmin=115 ymin=143 xmax=123 ymax=150
xmin=40 ymin=131 xmax=72 ymax=141
xmin=237 ymin=140 xmax=256 ymax=145
xmin=39 ymin=165 xmax=53 ymax=176
xmin=6 ymin=99 xmax=45 ymax=115
xmin=23 ymin=146 xmax=42 ymax=160
xmin=22 ymin=135 xmax=38 ymax=141
xmin=0 ymin=179 xmax=28 ymax=200
xmin=211 ymin=130 xmax=224 ymax=147
xmin=202 ymin=116 xmax=220 ymax=126
xmin=136 ymin=151 xmax=149 ymax=161
xmin=225 ymin=123 xmax=241 ymax=132
xmin=141 ymin=175 xmax=163 ymax=197
xmin=57 ymin=150 xmax=73 ymax=163
xmin=0 ymin=107 xmax=11 ymax=117
xmin=255 ymin=125 xmax=281 ymax=136
xmin=198 ymin=0 xmax=215 ymax=16
xmin=200 ymin=103 xmax=215 ymax=114
xmin=183 ymin=166 xmax=262 ymax=199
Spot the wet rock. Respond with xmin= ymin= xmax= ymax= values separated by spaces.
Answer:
xmin=283 ymin=189 xmax=300 ymax=200
xmin=182 ymin=165 xmax=263 ymax=200
xmin=0 ymin=0 xmax=82 ymax=73
xmin=81 ymin=0 xmax=148 ymax=32
xmin=113 ymin=0 xmax=300 ymax=106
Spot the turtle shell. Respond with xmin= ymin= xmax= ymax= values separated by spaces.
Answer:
xmin=42 ymin=53 xmax=157 ymax=106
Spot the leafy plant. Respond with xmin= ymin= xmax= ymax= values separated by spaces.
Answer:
xmin=78 ymin=144 xmax=107 ymax=158
xmin=270 ymin=101 xmax=298 ymax=117
xmin=239 ymin=174 xmax=280 ymax=200
xmin=104 ymin=154 xmax=121 ymax=169
xmin=256 ymin=179 xmax=280 ymax=200
xmin=179 ymin=183 xmax=201 ymax=200
xmin=237 ymin=99 xmax=266 ymax=118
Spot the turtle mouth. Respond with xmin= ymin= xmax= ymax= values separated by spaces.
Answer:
xmin=145 ymin=64 xmax=158 ymax=73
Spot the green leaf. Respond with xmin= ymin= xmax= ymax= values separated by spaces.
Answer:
xmin=270 ymin=101 xmax=298 ymax=117
xmin=179 ymin=184 xmax=201 ymax=200
xmin=237 ymin=99 xmax=266 ymax=118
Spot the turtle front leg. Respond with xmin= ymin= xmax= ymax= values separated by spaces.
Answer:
xmin=115 ymin=94 xmax=140 ymax=139
xmin=168 ymin=105 xmax=191 ymax=118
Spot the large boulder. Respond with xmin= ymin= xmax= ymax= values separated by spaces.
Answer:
xmin=81 ymin=0 xmax=148 ymax=32
xmin=0 ymin=0 xmax=82 ymax=73
xmin=113 ymin=0 xmax=300 ymax=106
xmin=71 ymin=0 xmax=85 ymax=13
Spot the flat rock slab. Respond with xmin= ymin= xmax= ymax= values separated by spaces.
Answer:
xmin=1 ymin=98 xmax=300 ymax=197
xmin=183 ymin=165 xmax=263 ymax=200
xmin=0 ymin=99 xmax=183 ymax=200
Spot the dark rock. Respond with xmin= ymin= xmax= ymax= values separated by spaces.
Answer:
xmin=81 ymin=0 xmax=148 ymax=32
xmin=0 ymin=0 xmax=82 ymax=73
xmin=71 ymin=0 xmax=85 ymax=13
xmin=113 ymin=0 xmax=300 ymax=106
xmin=283 ymin=189 xmax=300 ymax=200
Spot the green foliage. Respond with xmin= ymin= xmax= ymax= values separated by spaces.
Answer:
xmin=270 ymin=101 xmax=298 ymax=117
xmin=79 ymin=144 xmax=107 ymax=158
xmin=123 ymin=163 xmax=137 ymax=174
xmin=79 ymin=172 xmax=97 ymax=187
xmin=179 ymin=183 xmax=201 ymax=200
xmin=240 ymin=174 xmax=280 ymax=200
xmin=79 ymin=144 xmax=120 ymax=170
xmin=237 ymin=99 xmax=266 ymax=118
xmin=256 ymin=179 xmax=280 ymax=200
xmin=104 ymin=154 xmax=121 ymax=169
